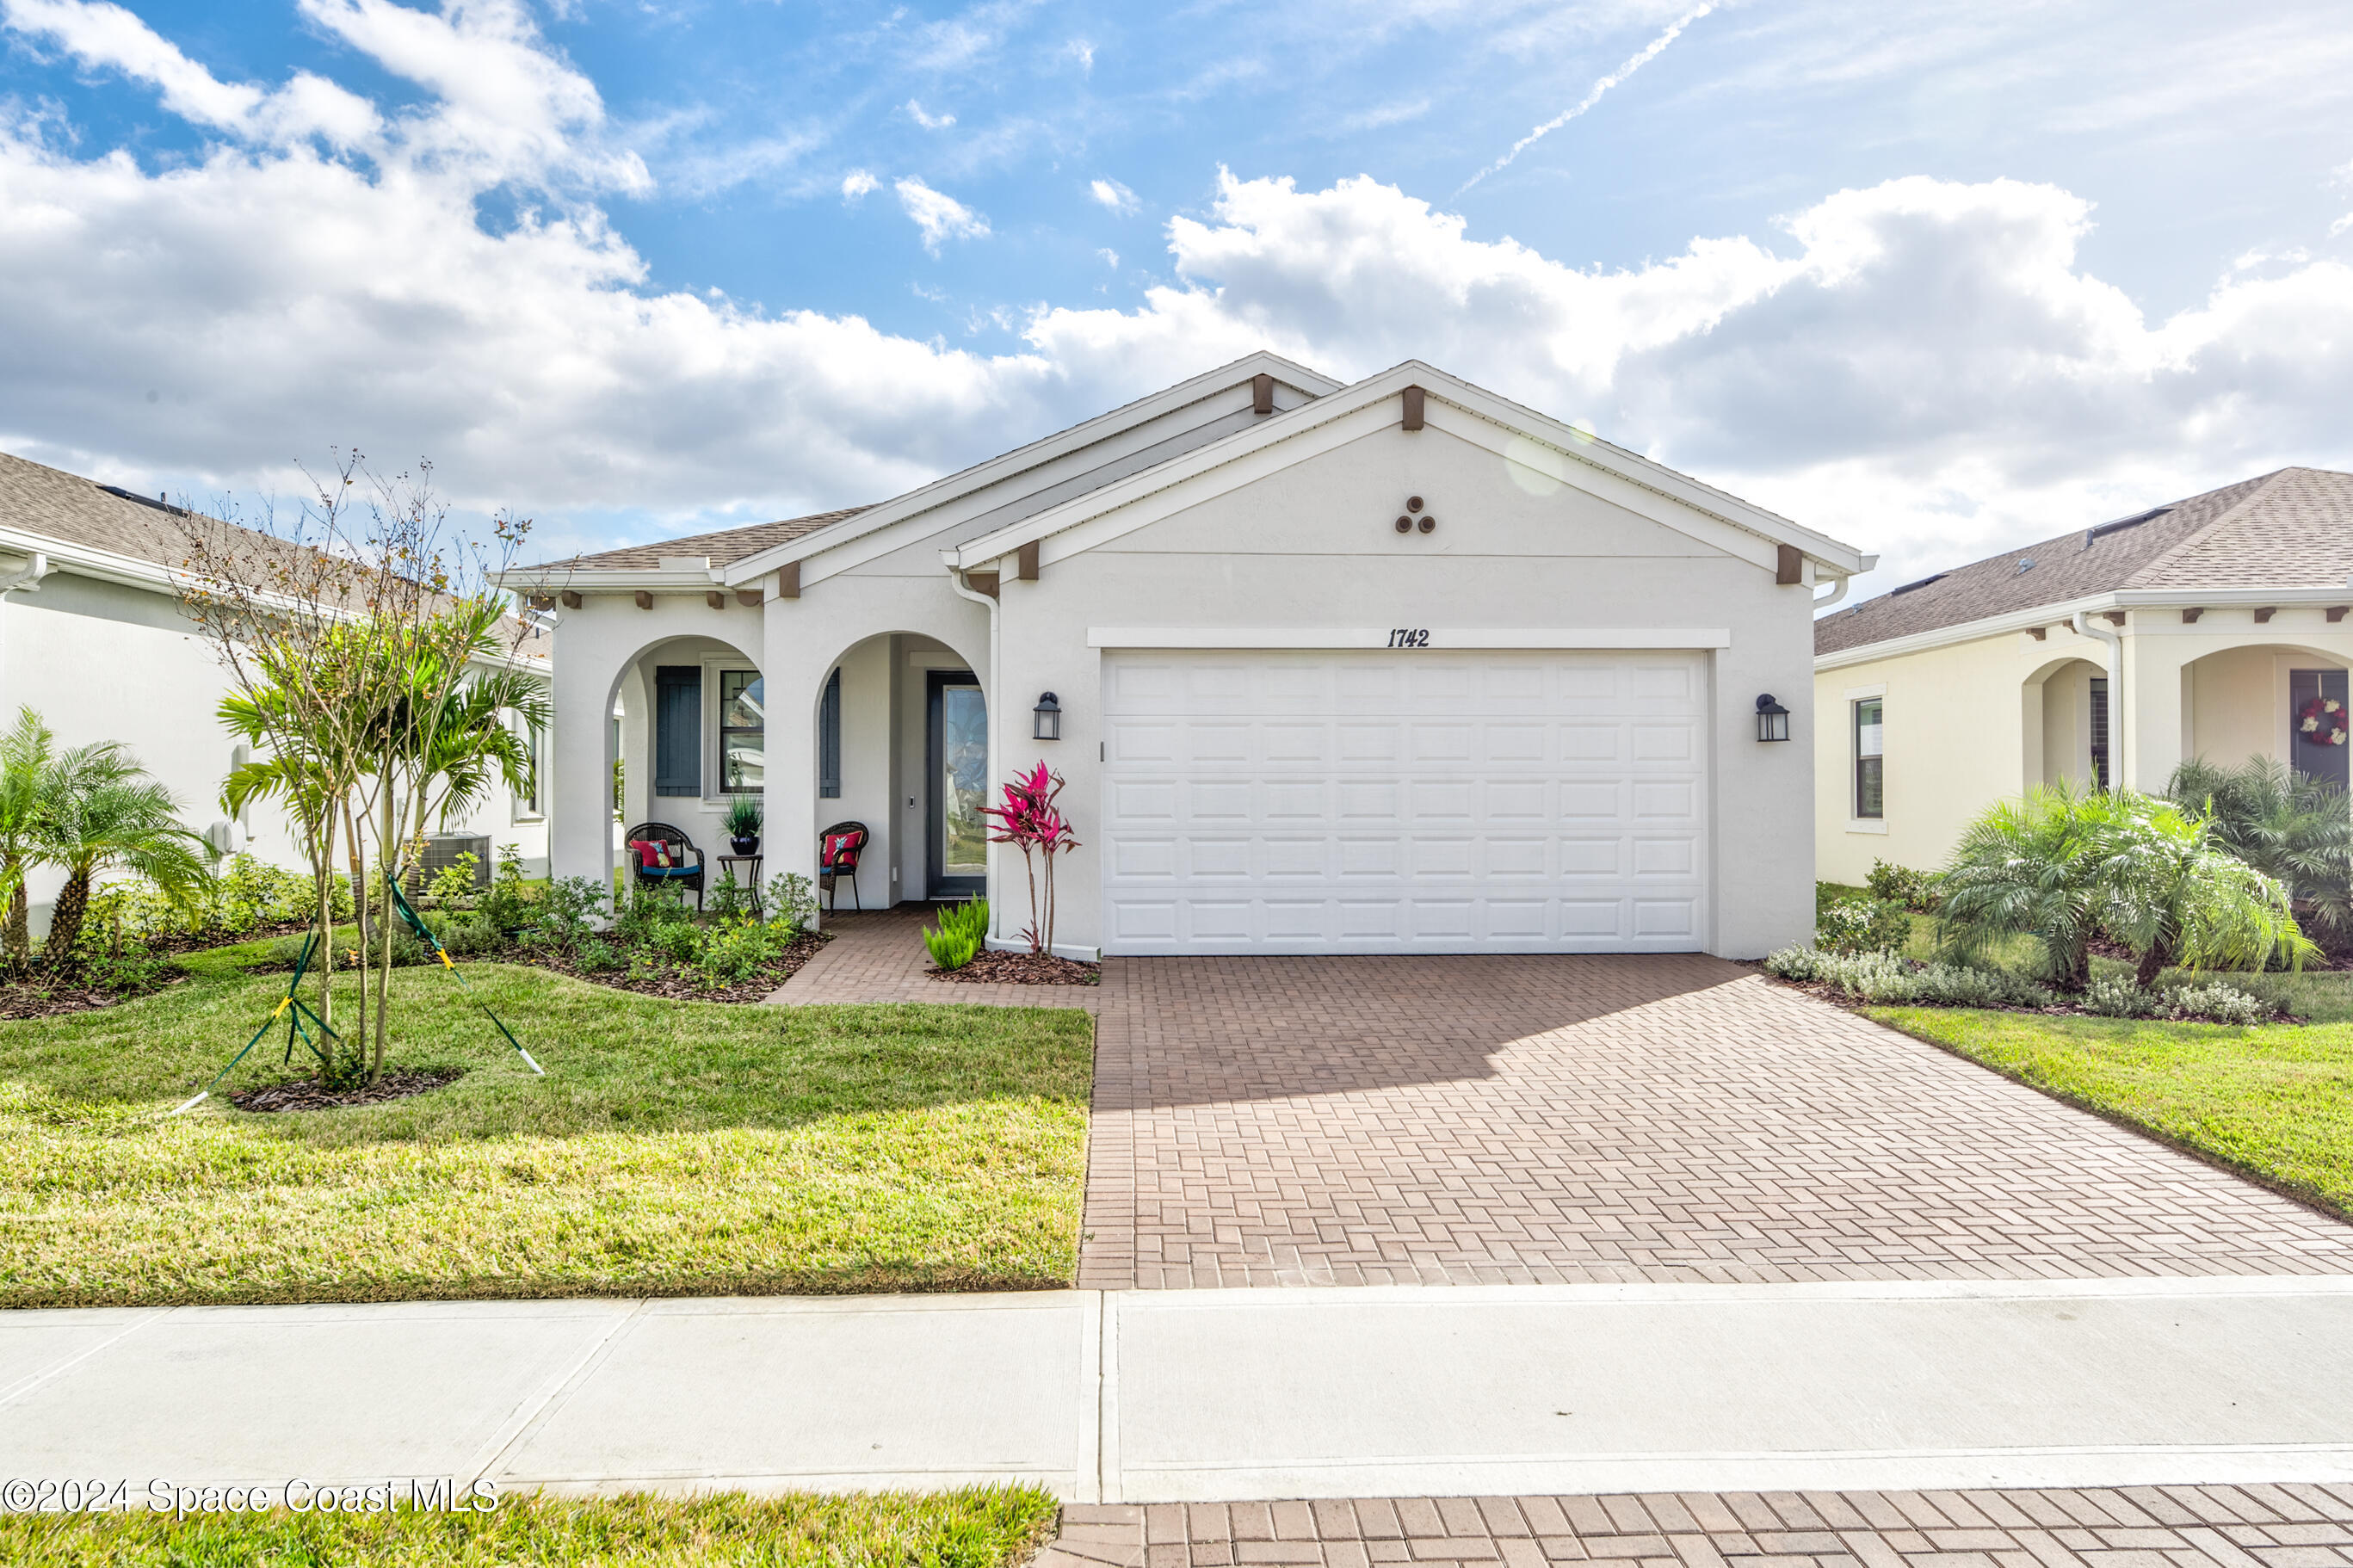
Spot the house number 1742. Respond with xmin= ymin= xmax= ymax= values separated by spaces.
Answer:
xmin=1386 ymin=628 xmax=1431 ymax=648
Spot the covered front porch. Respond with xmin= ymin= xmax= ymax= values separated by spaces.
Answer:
xmin=2026 ymin=627 xmax=2353 ymax=796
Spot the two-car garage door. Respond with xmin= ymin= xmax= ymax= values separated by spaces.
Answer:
xmin=1100 ymin=648 xmax=1709 ymax=954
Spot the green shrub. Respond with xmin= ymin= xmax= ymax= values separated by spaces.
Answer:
xmin=576 ymin=935 xmax=623 ymax=972
xmin=706 ymin=869 xmax=754 ymax=923
xmin=528 ymin=876 xmax=608 ymax=951
xmin=1865 ymin=859 xmax=1934 ymax=911
xmin=433 ymin=914 xmax=505 ymax=959
xmin=1815 ymin=898 xmax=1912 ymax=955
xmin=695 ymin=919 xmax=784 ymax=988
xmin=763 ymin=871 xmax=817 ymax=936
xmin=651 ymin=921 xmax=701 ymax=966
xmin=424 ymin=852 xmax=480 ymax=907
xmin=924 ymin=898 xmax=990 ymax=971
xmin=477 ymin=845 xmax=538 ymax=935
xmin=615 ymin=882 xmax=694 ymax=941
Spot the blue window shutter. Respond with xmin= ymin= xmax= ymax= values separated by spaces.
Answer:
xmin=818 ymin=667 xmax=842 ymax=799
xmin=654 ymin=666 xmax=701 ymax=797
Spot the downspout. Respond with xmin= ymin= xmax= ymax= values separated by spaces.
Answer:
xmin=2072 ymin=609 xmax=2123 ymax=789
xmin=946 ymin=559 xmax=1001 ymax=942
xmin=0 ymin=553 xmax=52 ymax=717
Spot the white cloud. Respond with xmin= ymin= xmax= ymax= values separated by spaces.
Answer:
xmin=1097 ymin=248 xmax=1119 ymax=268
xmin=1065 ymin=38 xmax=1095 ymax=72
xmin=893 ymin=176 xmax=989 ymax=253
xmin=1088 ymin=177 xmax=1136 ymax=214
xmin=0 ymin=5 xmax=2349 ymax=597
xmin=905 ymin=98 xmax=956 ymax=130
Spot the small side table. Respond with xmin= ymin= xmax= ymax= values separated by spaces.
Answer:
xmin=713 ymin=854 xmax=764 ymax=916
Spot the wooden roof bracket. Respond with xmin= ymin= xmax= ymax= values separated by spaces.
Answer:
xmin=966 ymin=571 xmax=999 ymax=600
xmin=633 ymin=590 xmax=653 ymax=610
xmin=1401 ymin=386 xmax=1425 ymax=431
xmin=559 ymin=590 xmax=582 ymax=609
xmin=1776 ymin=544 xmax=1803 ymax=586
xmin=2025 ymin=626 xmax=2047 ymax=640
xmin=2103 ymin=611 xmax=2127 ymax=627
xmin=736 ymin=589 xmax=763 ymax=607
xmin=2181 ymin=608 xmax=2202 ymax=623
xmin=1251 ymin=373 xmax=1275 ymax=416
xmin=1017 ymin=540 xmax=1040 ymax=582
xmin=778 ymin=561 xmax=800 ymax=600
xmin=2254 ymin=606 xmax=2277 ymax=623
xmin=705 ymin=590 xmax=726 ymax=609
xmin=2329 ymin=606 xmax=2350 ymax=624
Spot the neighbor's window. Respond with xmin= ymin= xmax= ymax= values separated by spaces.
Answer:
xmin=818 ymin=667 xmax=842 ymax=799
xmin=653 ymin=665 xmax=701 ymax=797
xmin=514 ymin=714 xmax=543 ymax=816
xmin=719 ymin=670 xmax=764 ymax=793
xmin=2089 ymin=676 xmax=2110 ymax=792
xmin=1854 ymin=697 xmax=1884 ymax=819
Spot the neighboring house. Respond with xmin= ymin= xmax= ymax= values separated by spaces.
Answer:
xmin=511 ymin=355 xmax=1868 ymax=960
xmin=0 ymin=449 xmax=552 ymax=935
xmin=1813 ymin=467 xmax=2353 ymax=886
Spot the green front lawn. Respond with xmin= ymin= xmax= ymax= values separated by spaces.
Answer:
xmin=1874 ymin=1005 xmax=2353 ymax=1218
xmin=0 ymin=943 xmax=1093 ymax=1307
xmin=0 ymin=1485 xmax=1059 ymax=1568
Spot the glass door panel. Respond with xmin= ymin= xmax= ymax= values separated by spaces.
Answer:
xmin=928 ymin=673 xmax=987 ymax=897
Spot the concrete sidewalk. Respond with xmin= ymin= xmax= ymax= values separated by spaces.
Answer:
xmin=3 ymin=1278 xmax=2350 ymax=1503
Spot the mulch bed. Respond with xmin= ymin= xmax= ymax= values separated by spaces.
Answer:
xmin=231 ymin=1067 xmax=464 ymax=1114
xmin=140 ymin=919 xmax=313 ymax=957
xmin=0 ymin=970 xmax=188 ymax=1021
xmin=516 ymin=930 xmax=831 ymax=1003
xmin=932 ymin=949 xmax=1101 ymax=985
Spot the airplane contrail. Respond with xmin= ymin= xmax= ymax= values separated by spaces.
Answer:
xmin=1456 ymin=3 xmax=1717 ymax=196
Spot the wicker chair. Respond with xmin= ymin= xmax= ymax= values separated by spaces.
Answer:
xmin=623 ymin=821 xmax=707 ymax=910
xmin=818 ymin=820 xmax=868 ymax=912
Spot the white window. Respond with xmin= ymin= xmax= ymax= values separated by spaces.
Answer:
xmin=1854 ymin=697 xmax=1884 ymax=819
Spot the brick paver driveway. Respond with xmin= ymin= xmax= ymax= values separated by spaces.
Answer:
xmin=1078 ymin=954 xmax=2353 ymax=1288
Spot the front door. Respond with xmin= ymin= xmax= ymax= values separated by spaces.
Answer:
xmin=2290 ymin=668 xmax=2350 ymax=791
xmin=928 ymin=671 xmax=988 ymax=898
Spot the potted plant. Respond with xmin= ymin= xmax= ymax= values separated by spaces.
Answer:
xmin=726 ymin=795 xmax=762 ymax=856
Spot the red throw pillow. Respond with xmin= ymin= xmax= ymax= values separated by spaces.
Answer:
xmin=631 ymin=839 xmax=674 ymax=870
xmin=823 ymin=831 xmax=862 ymax=867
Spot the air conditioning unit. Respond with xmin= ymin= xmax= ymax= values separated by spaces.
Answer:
xmin=416 ymin=833 xmax=492 ymax=892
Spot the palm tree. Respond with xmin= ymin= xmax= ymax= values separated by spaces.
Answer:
xmin=2165 ymin=756 xmax=2353 ymax=948
xmin=2097 ymin=795 xmax=2314 ymax=985
xmin=0 ymin=708 xmax=56 ymax=965
xmin=1936 ymin=781 xmax=2133 ymax=989
xmin=38 ymin=743 xmax=213 ymax=965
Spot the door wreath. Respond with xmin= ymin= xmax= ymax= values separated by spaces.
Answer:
xmin=2297 ymin=694 xmax=2349 ymax=747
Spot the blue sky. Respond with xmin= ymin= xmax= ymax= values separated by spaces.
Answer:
xmin=2 ymin=0 xmax=2350 ymax=593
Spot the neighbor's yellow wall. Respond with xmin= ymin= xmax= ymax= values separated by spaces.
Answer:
xmin=2188 ymin=645 xmax=2284 ymax=767
xmin=1812 ymin=632 xmax=2038 ymax=886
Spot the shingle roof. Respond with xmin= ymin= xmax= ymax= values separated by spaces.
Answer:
xmin=1815 ymin=467 xmax=2353 ymax=657
xmin=527 ymin=508 xmax=868 ymax=572
xmin=0 ymin=448 xmax=219 ymax=566
xmin=0 ymin=447 xmax=547 ymax=657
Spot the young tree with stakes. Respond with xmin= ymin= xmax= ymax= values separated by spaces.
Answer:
xmin=176 ymin=453 xmax=534 ymax=1084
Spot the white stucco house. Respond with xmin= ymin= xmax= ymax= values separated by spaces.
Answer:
xmin=510 ymin=355 xmax=1868 ymax=959
xmin=1813 ymin=466 xmax=2353 ymax=886
xmin=0 ymin=449 xmax=552 ymax=934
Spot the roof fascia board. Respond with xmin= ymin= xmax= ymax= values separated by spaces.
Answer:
xmin=499 ymin=567 xmax=723 ymax=591
xmin=1 ymin=525 xmax=548 ymax=670
xmin=0 ymin=524 xmax=181 ymax=596
xmin=1816 ymin=584 xmax=2353 ymax=672
xmin=789 ymin=380 xmax=1285 ymax=592
xmin=954 ymin=361 xmax=1865 ymax=575
xmin=720 ymin=350 xmax=1340 ymax=585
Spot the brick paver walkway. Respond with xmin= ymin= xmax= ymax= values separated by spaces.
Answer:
xmin=1078 ymin=954 xmax=2353 ymax=1288
xmin=1040 ymin=1485 xmax=2353 ymax=1568
xmin=768 ymin=904 xmax=1100 ymax=1009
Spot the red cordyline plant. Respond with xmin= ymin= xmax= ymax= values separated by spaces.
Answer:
xmin=981 ymin=762 xmax=1080 ymax=954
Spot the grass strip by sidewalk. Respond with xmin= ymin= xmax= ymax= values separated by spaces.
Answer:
xmin=0 ymin=948 xmax=1093 ymax=1307
xmin=0 ymin=1485 xmax=1060 ymax=1567
xmin=1873 ymin=1005 xmax=2353 ymax=1219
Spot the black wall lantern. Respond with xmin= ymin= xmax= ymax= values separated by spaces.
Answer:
xmin=1033 ymin=691 xmax=1062 ymax=741
xmin=1754 ymin=694 xmax=1791 ymax=743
